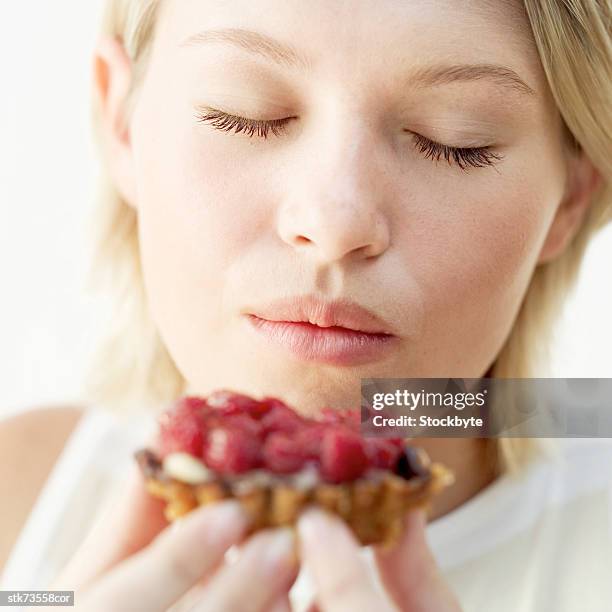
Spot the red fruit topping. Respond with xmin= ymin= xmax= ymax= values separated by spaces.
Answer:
xmin=203 ymin=427 xmax=262 ymax=474
xmin=261 ymin=396 xmax=292 ymax=412
xmin=204 ymin=413 xmax=263 ymax=440
xmin=365 ymin=439 xmax=403 ymax=470
xmin=158 ymin=396 xmax=207 ymax=458
xmin=157 ymin=391 xmax=408 ymax=482
xmin=176 ymin=396 xmax=208 ymax=413
xmin=295 ymin=424 xmax=325 ymax=460
xmin=226 ymin=414 xmax=264 ymax=438
xmin=260 ymin=404 xmax=305 ymax=435
xmin=320 ymin=427 xmax=369 ymax=483
xmin=207 ymin=389 xmax=269 ymax=419
xmin=319 ymin=408 xmax=360 ymax=431
xmin=263 ymin=432 xmax=308 ymax=474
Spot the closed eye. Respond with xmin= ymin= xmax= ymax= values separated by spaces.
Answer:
xmin=196 ymin=107 xmax=504 ymax=170
xmin=195 ymin=107 xmax=295 ymax=139
xmin=408 ymin=132 xmax=503 ymax=170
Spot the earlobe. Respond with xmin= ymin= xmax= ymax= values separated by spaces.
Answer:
xmin=93 ymin=37 xmax=138 ymax=209
xmin=537 ymin=151 xmax=602 ymax=264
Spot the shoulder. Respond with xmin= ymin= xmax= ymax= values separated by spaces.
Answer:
xmin=0 ymin=405 xmax=85 ymax=572
xmin=0 ymin=404 xmax=84 ymax=440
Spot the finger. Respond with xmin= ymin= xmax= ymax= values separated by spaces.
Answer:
xmin=79 ymin=500 xmax=248 ymax=612
xmin=297 ymin=509 xmax=394 ymax=612
xmin=53 ymin=460 xmax=168 ymax=590
xmin=375 ymin=509 xmax=435 ymax=591
xmin=192 ymin=527 xmax=298 ymax=612
xmin=267 ymin=594 xmax=293 ymax=612
xmin=374 ymin=509 xmax=458 ymax=610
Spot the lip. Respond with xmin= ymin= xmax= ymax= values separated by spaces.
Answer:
xmin=243 ymin=295 xmax=398 ymax=366
xmin=247 ymin=295 xmax=394 ymax=334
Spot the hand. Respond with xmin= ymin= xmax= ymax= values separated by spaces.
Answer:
xmin=297 ymin=508 xmax=462 ymax=612
xmin=46 ymin=463 xmax=298 ymax=612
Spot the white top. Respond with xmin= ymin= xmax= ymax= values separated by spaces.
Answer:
xmin=2 ymin=407 xmax=612 ymax=611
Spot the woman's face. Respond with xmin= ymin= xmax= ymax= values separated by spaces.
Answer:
xmin=122 ymin=0 xmax=570 ymax=413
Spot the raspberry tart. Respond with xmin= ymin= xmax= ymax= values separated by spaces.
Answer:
xmin=135 ymin=391 xmax=454 ymax=546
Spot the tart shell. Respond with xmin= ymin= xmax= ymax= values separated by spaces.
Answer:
xmin=135 ymin=448 xmax=454 ymax=547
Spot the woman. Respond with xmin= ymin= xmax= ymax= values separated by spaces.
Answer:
xmin=1 ymin=0 xmax=611 ymax=610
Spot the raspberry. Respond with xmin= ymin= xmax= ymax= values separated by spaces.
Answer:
xmin=156 ymin=392 xmax=408 ymax=482
xmin=176 ymin=396 xmax=208 ymax=413
xmin=365 ymin=439 xmax=403 ymax=470
xmin=158 ymin=396 xmax=207 ymax=458
xmin=227 ymin=414 xmax=263 ymax=437
xmin=206 ymin=389 xmax=268 ymax=419
xmin=203 ymin=427 xmax=262 ymax=474
xmin=319 ymin=408 xmax=360 ymax=431
xmin=204 ymin=413 xmax=263 ymax=439
xmin=261 ymin=396 xmax=292 ymax=412
xmin=320 ymin=427 xmax=369 ymax=483
xmin=263 ymin=432 xmax=308 ymax=474
xmin=295 ymin=425 xmax=325 ymax=460
xmin=260 ymin=403 xmax=305 ymax=435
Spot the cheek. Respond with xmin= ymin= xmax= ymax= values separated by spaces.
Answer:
xmin=404 ymin=171 xmax=561 ymax=368
xmin=136 ymin=131 xmax=266 ymax=265
xmin=130 ymin=110 xmax=272 ymax=351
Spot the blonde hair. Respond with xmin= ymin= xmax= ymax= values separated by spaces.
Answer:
xmin=84 ymin=0 xmax=612 ymax=473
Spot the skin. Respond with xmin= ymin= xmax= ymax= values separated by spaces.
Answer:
xmin=0 ymin=408 xmax=82 ymax=570
xmin=115 ymin=0 xmax=594 ymax=411
xmin=66 ymin=0 xmax=600 ymax=609
xmin=48 ymin=464 xmax=460 ymax=611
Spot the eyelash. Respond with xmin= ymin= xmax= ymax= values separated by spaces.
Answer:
xmin=195 ymin=108 xmax=503 ymax=170
xmin=196 ymin=108 xmax=293 ymax=139
xmin=410 ymin=132 xmax=502 ymax=170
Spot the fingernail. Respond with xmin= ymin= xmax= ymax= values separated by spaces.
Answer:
xmin=188 ymin=501 xmax=248 ymax=543
xmin=203 ymin=500 xmax=247 ymax=527
xmin=297 ymin=508 xmax=330 ymax=545
xmin=261 ymin=528 xmax=297 ymax=571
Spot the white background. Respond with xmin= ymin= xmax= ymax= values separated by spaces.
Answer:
xmin=0 ymin=2 xmax=611 ymax=419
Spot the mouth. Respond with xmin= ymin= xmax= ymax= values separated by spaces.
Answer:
xmin=243 ymin=295 xmax=398 ymax=366
xmin=246 ymin=316 xmax=397 ymax=366
xmin=246 ymin=294 xmax=395 ymax=334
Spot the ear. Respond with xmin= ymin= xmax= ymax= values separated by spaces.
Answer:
xmin=537 ymin=150 xmax=602 ymax=264
xmin=93 ymin=37 xmax=138 ymax=209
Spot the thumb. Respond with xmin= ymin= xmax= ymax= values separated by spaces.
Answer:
xmin=374 ymin=509 xmax=460 ymax=611
xmin=52 ymin=458 xmax=168 ymax=590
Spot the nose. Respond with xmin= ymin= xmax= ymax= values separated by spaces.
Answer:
xmin=276 ymin=126 xmax=391 ymax=264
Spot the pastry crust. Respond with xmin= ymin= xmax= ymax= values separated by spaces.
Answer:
xmin=135 ymin=448 xmax=454 ymax=546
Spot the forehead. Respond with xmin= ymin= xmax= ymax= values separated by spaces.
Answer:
xmin=154 ymin=0 xmax=546 ymax=96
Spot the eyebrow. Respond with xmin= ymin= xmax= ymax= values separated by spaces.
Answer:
xmin=181 ymin=27 xmax=535 ymax=97
xmin=180 ymin=27 xmax=312 ymax=71
xmin=410 ymin=63 xmax=536 ymax=97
